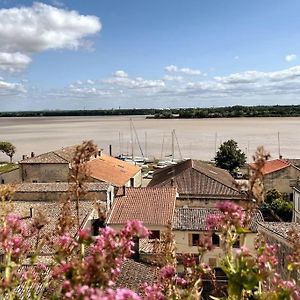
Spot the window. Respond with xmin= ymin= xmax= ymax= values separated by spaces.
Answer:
xmin=233 ymin=237 xmax=240 ymax=248
xmin=130 ymin=178 xmax=134 ymax=187
xmin=192 ymin=234 xmax=200 ymax=246
xmin=91 ymin=218 xmax=105 ymax=236
xmin=1 ymin=179 xmax=4 ymax=184
xmin=32 ymin=180 xmax=37 ymax=183
xmin=149 ymin=230 xmax=160 ymax=240
xmin=212 ymin=233 xmax=220 ymax=246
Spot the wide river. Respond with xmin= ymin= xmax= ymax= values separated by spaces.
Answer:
xmin=0 ymin=116 xmax=299 ymax=162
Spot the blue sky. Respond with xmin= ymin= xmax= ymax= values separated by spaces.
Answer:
xmin=1 ymin=0 xmax=300 ymax=111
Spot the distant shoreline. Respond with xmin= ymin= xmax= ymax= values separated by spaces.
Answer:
xmin=1 ymin=105 xmax=300 ymax=118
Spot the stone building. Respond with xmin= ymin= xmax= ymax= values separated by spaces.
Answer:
xmin=173 ymin=207 xmax=263 ymax=269
xmin=19 ymin=145 xmax=100 ymax=183
xmin=249 ymin=159 xmax=300 ymax=198
xmin=292 ymin=186 xmax=300 ymax=223
xmin=12 ymin=182 xmax=114 ymax=210
xmin=148 ymin=159 xmax=246 ymax=207
xmin=0 ymin=167 xmax=20 ymax=184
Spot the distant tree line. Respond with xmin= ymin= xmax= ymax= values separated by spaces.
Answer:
xmin=1 ymin=105 xmax=300 ymax=118
xmin=176 ymin=105 xmax=300 ymax=118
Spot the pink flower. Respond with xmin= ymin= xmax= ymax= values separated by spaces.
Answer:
xmin=79 ymin=229 xmax=90 ymax=241
xmin=160 ymin=265 xmax=176 ymax=280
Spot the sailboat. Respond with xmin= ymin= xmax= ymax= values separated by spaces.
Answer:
xmin=155 ymin=129 xmax=183 ymax=168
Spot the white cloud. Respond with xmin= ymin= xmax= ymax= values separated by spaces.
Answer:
xmin=0 ymin=52 xmax=31 ymax=72
xmin=163 ymin=75 xmax=183 ymax=82
xmin=0 ymin=2 xmax=101 ymax=72
xmin=0 ymin=78 xmax=26 ymax=96
xmin=113 ymin=70 xmax=129 ymax=78
xmin=165 ymin=64 xmax=201 ymax=75
xmin=105 ymin=72 xmax=165 ymax=89
xmin=285 ymin=54 xmax=297 ymax=62
xmin=214 ymin=71 xmax=265 ymax=84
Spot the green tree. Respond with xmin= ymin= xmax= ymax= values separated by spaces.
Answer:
xmin=264 ymin=189 xmax=293 ymax=221
xmin=0 ymin=141 xmax=16 ymax=163
xmin=214 ymin=139 xmax=246 ymax=174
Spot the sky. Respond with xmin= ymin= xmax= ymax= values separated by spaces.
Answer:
xmin=1 ymin=0 xmax=300 ymax=111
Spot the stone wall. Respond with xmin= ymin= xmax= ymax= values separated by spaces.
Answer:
xmin=20 ymin=163 xmax=69 ymax=182
xmin=176 ymin=197 xmax=248 ymax=208
xmin=13 ymin=190 xmax=108 ymax=203
xmin=264 ymin=166 xmax=300 ymax=196
xmin=0 ymin=168 xmax=20 ymax=184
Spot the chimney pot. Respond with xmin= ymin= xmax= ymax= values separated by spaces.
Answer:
xmin=31 ymin=152 xmax=35 ymax=158
xmin=122 ymin=186 xmax=126 ymax=196
xmin=29 ymin=207 xmax=33 ymax=218
xmin=171 ymin=178 xmax=174 ymax=187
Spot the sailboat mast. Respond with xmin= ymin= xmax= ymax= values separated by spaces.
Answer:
xmin=145 ymin=132 xmax=147 ymax=158
xmin=172 ymin=129 xmax=175 ymax=161
xmin=130 ymin=119 xmax=134 ymax=159
xmin=278 ymin=132 xmax=281 ymax=158
xmin=174 ymin=130 xmax=183 ymax=160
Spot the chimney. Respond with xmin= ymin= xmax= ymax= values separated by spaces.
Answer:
xmin=109 ymin=144 xmax=112 ymax=156
xmin=22 ymin=155 xmax=26 ymax=160
xmin=170 ymin=178 xmax=174 ymax=187
xmin=122 ymin=186 xmax=126 ymax=196
xmin=31 ymin=152 xmax=35 ymax=158
xmin=29 ymin=207 xmax=34 ymax=218
xmin=98 ymin=149 xmax=103 ymax=157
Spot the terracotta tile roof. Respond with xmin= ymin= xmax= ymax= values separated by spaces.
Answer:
xmin=106 ymin=187 xmax=177 ymax=226
xmin=20 ymin=145 xmax=95 ymax=164
xmin=173 ymin=207 xmax=264 ymax=232
xmin=14 ymin=265 xmax=51 ymax=299
xmin=258 ymin=222 xmax=300 ymax=243
xmin=14 ymin=182 xmax=110 ymax=193
xmin=10 ymin=200 xmax=95 ymax=254
xmin=249 ymin=159 xmax=290 ymax=175
xmin=148 ymin=159 xmax=241 ymax=198
xmin=87 ymin=154 xmax=140 ymax=187
xmin=20 ymin=151 xmax=69 ymax=164
xmin=116 ymin=259 xmax=159 ymax=293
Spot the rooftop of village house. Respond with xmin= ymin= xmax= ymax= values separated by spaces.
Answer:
xmin=19 ymin=144 xmax=97 ymax=164
xmin=173 ymin=207 xmax=264 ymax=232
xmin=106 ymin=187 xmax=177 ymax=226
xmin=248 ymin=158 xmax=298 ymax=175
xmin=87 ymin=153 xmax=141 ymax=187
xmin=9 ymin=200 xmax=96 ymax=254
xmin=148 ymin=159 xmax=241 ymax=197
xmin=115 ymin=259 xmax=159 ymax=293
xmin=258 ymin=222 xmax=300 ymax=243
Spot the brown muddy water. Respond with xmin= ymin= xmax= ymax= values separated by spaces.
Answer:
xmin=0 ymin=116 xmax=299 ymax=162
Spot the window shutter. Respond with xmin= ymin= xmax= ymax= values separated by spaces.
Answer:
xmin=188 ymin=233 xmax=192 ymax=246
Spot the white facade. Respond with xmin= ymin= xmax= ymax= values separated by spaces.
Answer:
xmin=293 ymin=187 xmax=300 ymax=223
